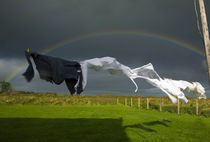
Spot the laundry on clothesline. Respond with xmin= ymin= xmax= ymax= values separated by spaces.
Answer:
xmin=23 ymin=51 xmax=206 ymax=103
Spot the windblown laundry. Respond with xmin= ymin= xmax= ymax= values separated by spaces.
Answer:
xmin=23 ymin=51 xmax=206 ymax=103
xmin=23 ymin=51 xmax=83 ymax=94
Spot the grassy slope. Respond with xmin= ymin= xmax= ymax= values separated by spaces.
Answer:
xmin=0 ymin=105 xmax=209 ymax=142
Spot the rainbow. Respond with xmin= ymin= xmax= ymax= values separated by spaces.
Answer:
xmin=5 ymin=30 xmax=205 ymax=82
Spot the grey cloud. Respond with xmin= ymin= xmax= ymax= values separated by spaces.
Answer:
xmin=0 ymin=0 xmax=209 ymax=96
xmin=0 ymin=0 xmax=209 ymax=58
xmin=0 ymin=58 xmax=25 ymax=81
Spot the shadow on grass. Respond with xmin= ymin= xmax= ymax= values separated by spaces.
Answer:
xmin=124 ymin=119 xmax=171 ymax=133
xmin=143 ymin=120 xmax=170 ymax=127
xmin=124 ymin=124 xmax=157 ymax=132
xmin=0 ymin=118 xmax=130 ymax=142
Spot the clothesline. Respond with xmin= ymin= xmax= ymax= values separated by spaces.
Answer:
xmin=23 ymin=51 xmax=206 ymax=104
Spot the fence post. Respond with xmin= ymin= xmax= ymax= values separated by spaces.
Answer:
xmin=160 ymin=97 xmax=162 ymax=112
xmin=147 ymin=98 xmax=149 ymax=109
xmin=88 ymin=99 xmax=91 ymax=105
xmin=130 ymin=97 xmax=133 ymax=107
xmin=196 ymin=99 xmax=199 ymax=116
xmin=117 ymin=98 xmax=119 ymax=104
xmin=177 ymin=99 xmax=180 ymax=115
xmin=125 ymin=98 xmax=127 ymax=106
xmin=205 ymin=99 xmax=208 ymax=108
xmin=138 ymin=97 xmax=141 ymax=108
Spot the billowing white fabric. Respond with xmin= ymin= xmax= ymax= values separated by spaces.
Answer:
xmin=162 ymin=79 xmax=206 ymax=100
xmin=80 ymin=57 xmax=133 ymax=89
xmin=80 ymin=57 xmax=206 ymax=103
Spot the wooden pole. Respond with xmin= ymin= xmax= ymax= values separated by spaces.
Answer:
xmin=196 ymin=99 xmax=199 ymax=115
xmin=130 ymin=97 xmax=133 ymax=107
xmin=147 ymin=98 xmax=149 ymax=109
xmin=88 ymin=99 xmax=91 ymax=105
xmin=138 ymin=97 xmax=141 ymax=108
xmin=125 ymin=98 xmax=127 ymax=106
xmin=206 ymin=99 xmax=208 ymax=108
xmin=198 ymin=0 xmax=210 ymax=80
xmin=160 ymin=98 xmax=162 ymax=112
xmin=177 ymin=99 xmax=180 ymax=115
xmin=117 ymin=97 xmax=119 ymax=104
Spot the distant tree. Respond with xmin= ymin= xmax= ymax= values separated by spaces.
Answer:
xmin=0 ymin=80 xmax=12 ymax=92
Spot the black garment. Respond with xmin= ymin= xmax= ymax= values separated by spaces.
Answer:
xmin=23 ymin=51 xmax=83 ymax=94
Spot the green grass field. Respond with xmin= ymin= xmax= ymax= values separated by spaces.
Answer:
xmin=0 ymin=104 xmax=210 ymax=142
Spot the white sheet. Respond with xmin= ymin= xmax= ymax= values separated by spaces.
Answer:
xmin=80 ymin=57 xmax=206 ymax=103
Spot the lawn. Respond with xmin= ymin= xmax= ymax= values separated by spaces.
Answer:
xmin=0 ymin=104 xmax=209 ymax=142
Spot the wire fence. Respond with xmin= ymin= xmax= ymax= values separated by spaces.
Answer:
xmin=0 ymin=91 xmax=210 ymax=117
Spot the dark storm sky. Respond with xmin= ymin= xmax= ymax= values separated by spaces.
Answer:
xmin=0 ymin=0 xmax=210 ymax=96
